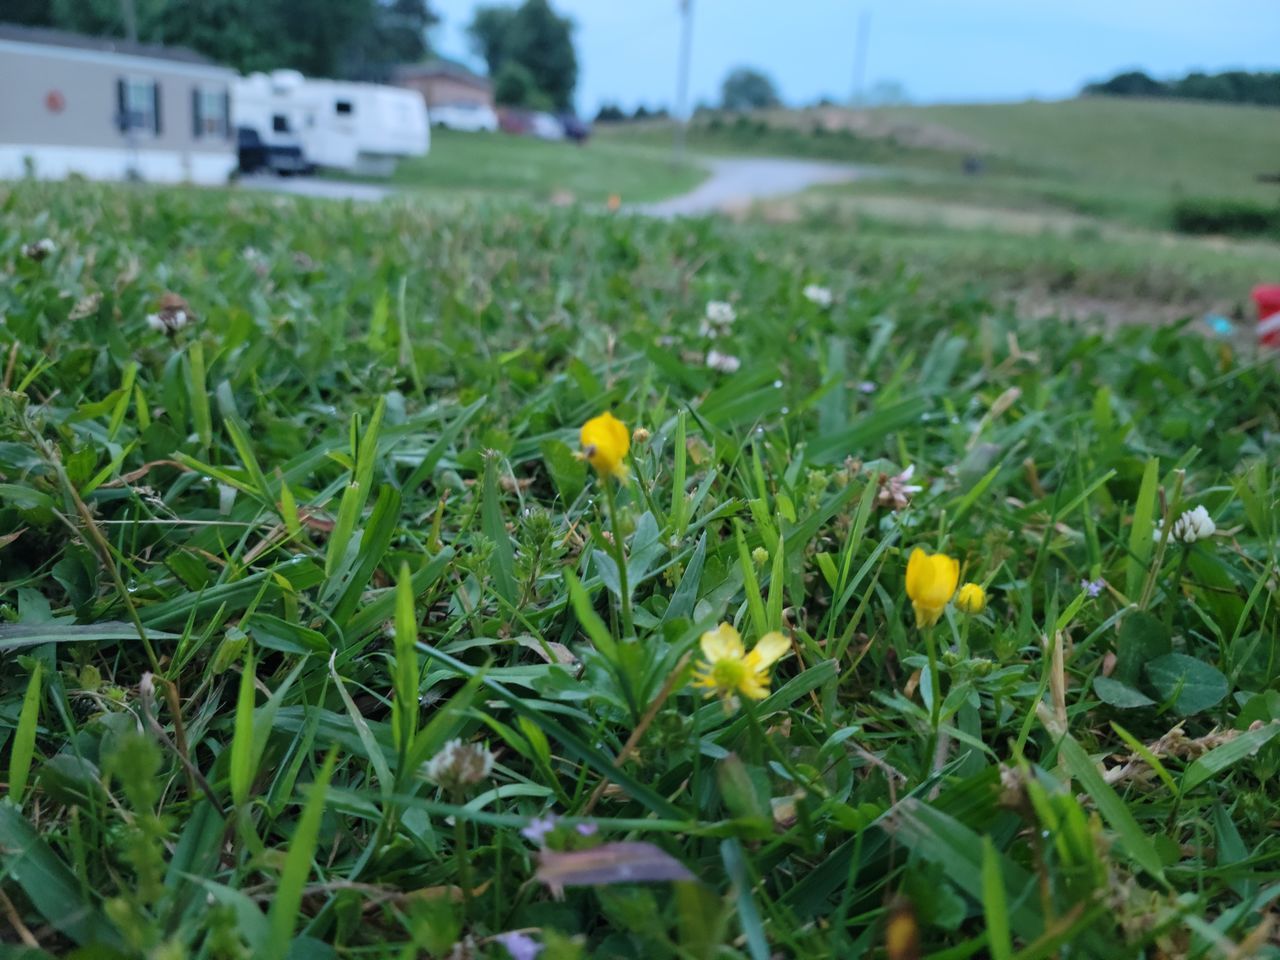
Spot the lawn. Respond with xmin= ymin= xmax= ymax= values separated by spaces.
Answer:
xmin=389 ymin=128 xmax=707 ymax=204
xmin=1 ymin=180 xmax=1279 ymax=959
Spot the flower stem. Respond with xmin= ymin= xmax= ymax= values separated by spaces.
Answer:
xmin=454 ymin=808 xmax=471 ymax=921
xmin=924 ymin=625 xmax=942 ymax=739
xmin=602 ymin=478 xmax=633 ymax=639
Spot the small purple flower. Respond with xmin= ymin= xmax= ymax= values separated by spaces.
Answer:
xmin=1081 ymin=578 xmax=1105 ymax=598
xmin=520 ymin=815 xmax=558 ymax=845
xmin=496 ymin=931 xmax=543 ymax=960
xmin=575 ymin=821 xmax=598 ymax=837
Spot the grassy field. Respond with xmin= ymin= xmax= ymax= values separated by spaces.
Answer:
xmin=600 ymin=98 xmax=1280 ymax=229
xmin=389 ymin=128 xmax=706 ymax=204
xmin=2 ymin=180 xmax=1280 ymax=959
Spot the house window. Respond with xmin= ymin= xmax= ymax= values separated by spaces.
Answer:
xmin=193 ymin=86 xmax=229 ymax=138
xmin=119 ymin=77 xmax=159 ymax=135
xmin=335 ymin=100 xmax=353 ymax=115
xmin=272 ymin=114 xmax=290 ymax=133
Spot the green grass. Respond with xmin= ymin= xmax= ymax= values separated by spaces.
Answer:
xmin=389 ymin=128 xmax=706 ymax=203
xmin=2 ymin=180 xmax=1280 ymax=959
xmin=602 ymin=98 xmax=1280 ymax=229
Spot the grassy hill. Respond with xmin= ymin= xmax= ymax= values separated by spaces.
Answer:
xmin=599 ymin=97 xmax=1280 ymax=229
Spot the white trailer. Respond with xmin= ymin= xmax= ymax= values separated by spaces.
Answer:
xmin=232 ymin=70 xmax=429 ymax=177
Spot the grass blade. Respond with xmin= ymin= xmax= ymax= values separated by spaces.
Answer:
xmin=9 ymin=662 xmax=42 ymax=805
xmin=266 ymin=748 xmax=337 ymax=959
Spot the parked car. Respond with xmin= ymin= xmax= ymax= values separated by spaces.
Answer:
xmin=530 ymin=112 xmax=565 ymax=141
xmin=497 ymin=107 xmax=534 ymax=135
xmin=431 ymin=103 xmax=499 ymax=132
xmin=558 ymin=114 xmax=591 ymax=143
xmin=236 ymin=126 xmax=308 ymax=176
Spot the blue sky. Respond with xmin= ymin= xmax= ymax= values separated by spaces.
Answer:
xmin=430 ymin=0 xmax=1279 ymax=113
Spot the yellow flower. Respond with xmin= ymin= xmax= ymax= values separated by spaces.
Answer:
xmin=905 ymin=548 xmax=959 ymax=627
xmin=693 ymin=623 xmax=790 ymax=702
xmin=579 ymin=412 xmax=630 ymax=480
xmin=955 ymin=582 xmax=986 ymax=615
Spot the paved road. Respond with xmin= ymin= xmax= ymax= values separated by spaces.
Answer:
xmin=237 ymin=174 xmax=391 ymax=202
xmin=236 ymin=155 xmax=868 ymax=212
xmin=637 ymin=156 xmax=867 ymax=218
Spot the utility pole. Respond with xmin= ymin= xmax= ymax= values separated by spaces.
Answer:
xmin=121 ymin=0 xmax=138 ymax=41
xmin=673 ymin=0 xmax=694 ymax=167
xmin=851 ymin=10 xmax=870 ymax=105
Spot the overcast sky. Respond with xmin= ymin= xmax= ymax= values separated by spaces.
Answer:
xmin=429 ymin=0 xmax=1279 ymax=112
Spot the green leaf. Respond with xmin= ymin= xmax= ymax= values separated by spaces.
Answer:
xmin=1092 ymin=677 xmax=1156 ymax=710
xmin=1113 ymin=611 xmax=1170 ymax=686
xmin=0 ymin=622 xmax=178 ymax=654
xmin=230 ymin=649 xmax=257 ymax=807
xmin=0 ymin=802 xmax=122 ymax=947
xmin=541 ymin=437 xmax=586 ymax=505
xmin=982 ymin=836 xmax=1013 ymax=960
xmin=1182 ymin=721 xmax=1280 ymax=793
xmin=391 ymin=562 xmax=420 ymax=758
xmin=1057 ymin=736 xmax=1164 ymax=881
xmin=720 ymin=838 xmax=769 ymax=960
xmin=1125 ymin=456 xmax=1159 ymax=599
xmin=482 ymin=452 xmax=517 ymax=605
xmin=266 ymin=749 xmax=337 ymax=960
xmin=1143 ymin=653 xmax=1229 ymax=716
xmin=564 ymin=568 xmax=618 ymax=662
xmin=9 ymin=662 xmax=42 ymax=805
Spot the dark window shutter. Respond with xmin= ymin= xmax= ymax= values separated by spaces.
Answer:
xmin=152 ymin=81 xmax=162 ymax=135
xmin=223 ymin=90 xmax=232 ymax=139
xmin=116 ymin=78 xmax=127 ymax=132
xmin=192 ymin=86 xmax=201 ymax=138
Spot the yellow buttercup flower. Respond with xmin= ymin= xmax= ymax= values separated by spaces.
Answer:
xmin=905 ymin=548 xmax=959 ymax=627
xmin=955 ymin=582 xmax=986 ymax=615
xmin=693 ymin=623 xmax=790 ymax=702
xmin=579 ymin=412 xmax=630 ymax=480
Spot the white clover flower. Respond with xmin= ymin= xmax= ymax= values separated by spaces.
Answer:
xmin=145 ymin=313 xmax=168 ymax=332
xmin=705 ymin=300 xmax=736 ymax=326
xmin=705 ymin=349 xmax=741 ymax=373
xmin=803 ymin=284 xmax=833 ymax=308
xmin=1154 ymin=504 xmax=1216 ymax=544
xmin=23 ymin=238 xmax=57 ymax=261
xmin=425 ymin=738 xmax=494 ymax=791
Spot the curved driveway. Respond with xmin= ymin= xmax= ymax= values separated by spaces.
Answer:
xmin=637 ymin=156 xmax=867 ymax=218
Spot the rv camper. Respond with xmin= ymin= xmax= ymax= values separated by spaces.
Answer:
xmin=0 ymin=23 xmax=237 ymax=185
xmin=233 ymin=70 xmax=429 ymax=177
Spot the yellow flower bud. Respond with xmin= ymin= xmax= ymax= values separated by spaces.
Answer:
xmin=955 ymin=582 xmax=986 ymax=615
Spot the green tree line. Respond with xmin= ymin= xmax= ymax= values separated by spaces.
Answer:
xmin=4 ymin=0 xmax=437 ymax=81
xmin=1084 ymin=68 xmax=1280 ymax=107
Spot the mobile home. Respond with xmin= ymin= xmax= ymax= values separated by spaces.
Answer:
xmin=233 ymin=70 xmax=429 ymax=177
xmin=0 ymin=24 xmax=237 ymax=185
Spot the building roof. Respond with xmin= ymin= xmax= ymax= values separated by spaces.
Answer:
xmin=0 ymin=22 xmax=217 ymax=67
xmin=394 ymin=58 xmax=491 ymax=90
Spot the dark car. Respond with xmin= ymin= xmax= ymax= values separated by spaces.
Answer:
xmin=236 ymin=126 xmax=309 ymax=176
xmin=558 ymin=114 xmax=591 ymax=143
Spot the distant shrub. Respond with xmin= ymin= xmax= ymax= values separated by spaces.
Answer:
xmin=1171 ymin=197 xmax=1280 ymax=236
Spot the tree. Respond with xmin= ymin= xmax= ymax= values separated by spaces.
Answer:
xmin=468 ymin=0 xmax=577 ymax=111
xmin=721 ymin=67 xmax=780 ymax=111
xmin=20 ymin=0 xmax=437 ymax=81
xmin=594 ymin=103 xmax=626 ymax=123
xmin=493 ymin=61 xmax=534 ymax=107
xmin=469 ymin=5 xmax=516 ymax=76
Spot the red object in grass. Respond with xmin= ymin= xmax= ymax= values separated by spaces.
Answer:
xmin=1254 ymin=285 xmax=1280 ymax=347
